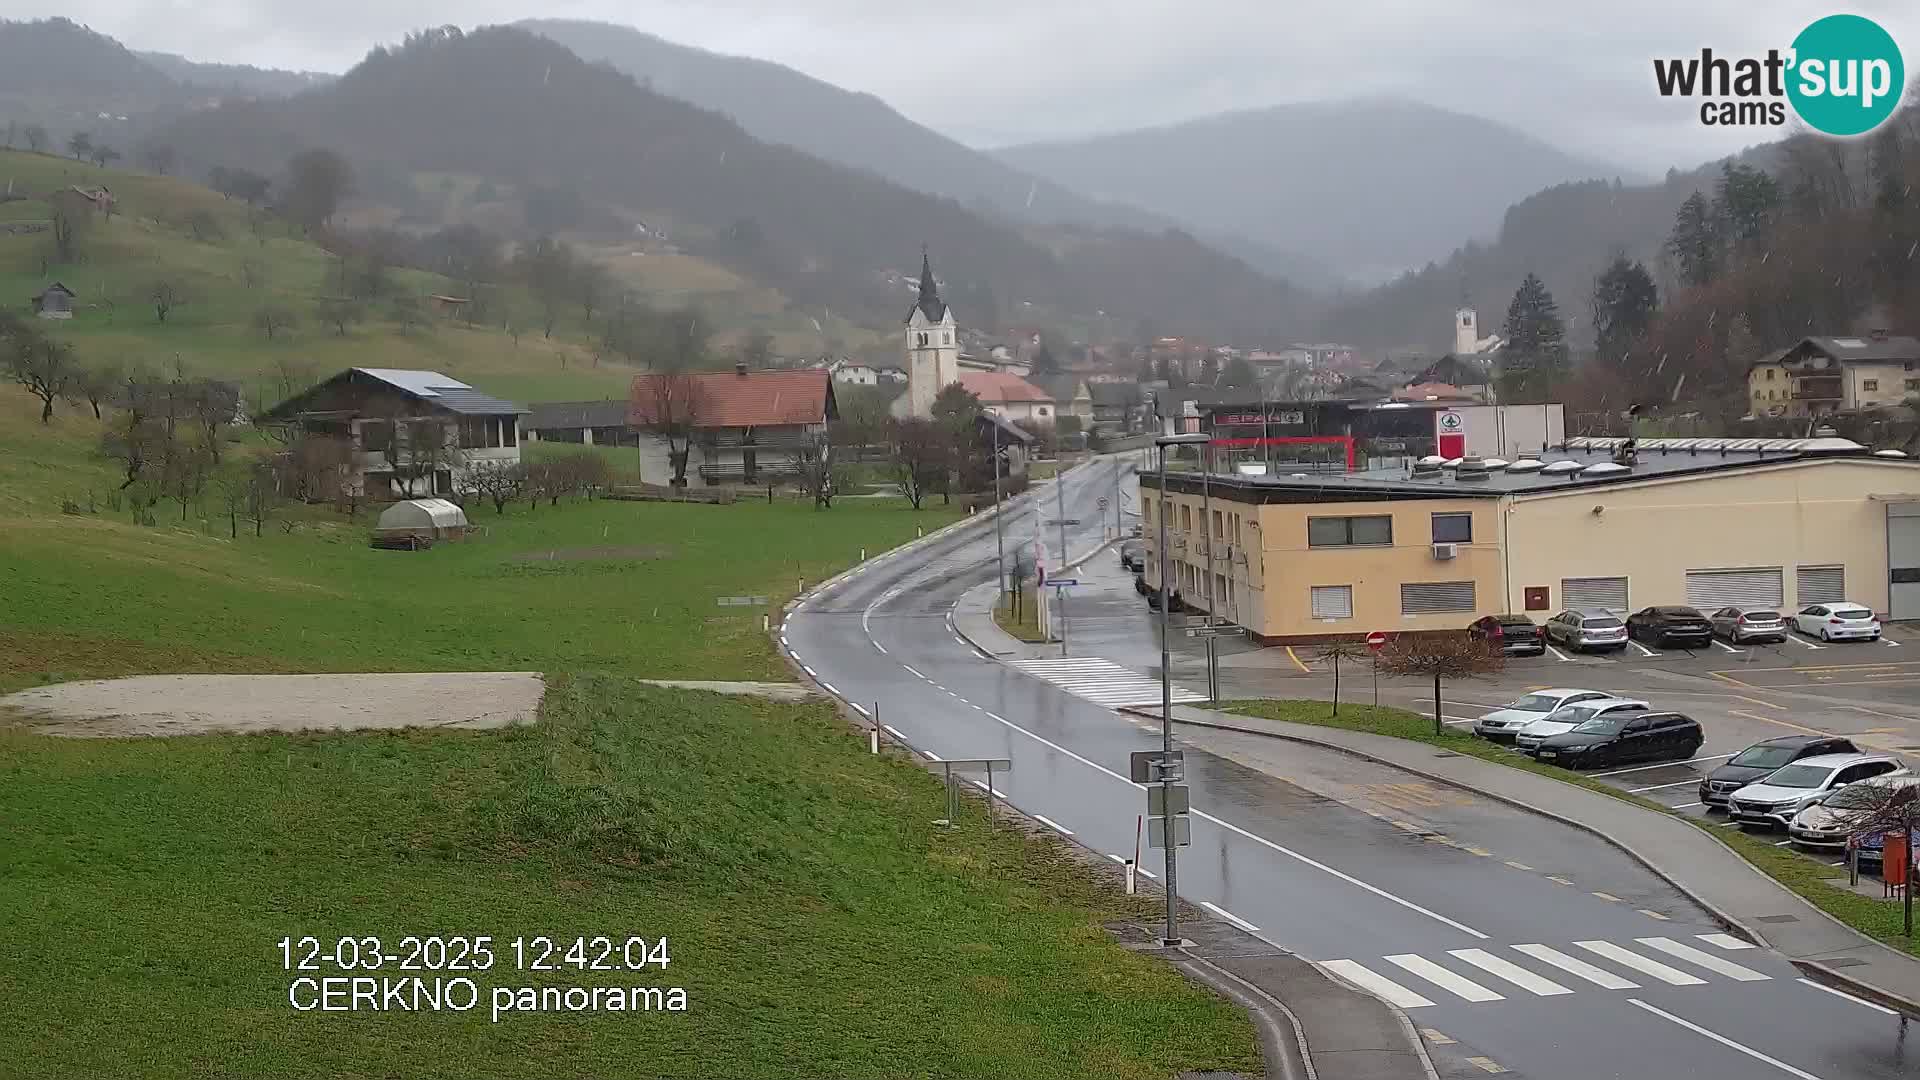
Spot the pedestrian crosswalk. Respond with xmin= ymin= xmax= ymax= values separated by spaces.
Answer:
xmin=1005 ymin=656 xmax=1207 ymax=708
xmin=1319 ymin=934 xmax=1769 ymax=1008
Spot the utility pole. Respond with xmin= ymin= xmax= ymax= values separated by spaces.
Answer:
xmin=1153 ymin=431 xmax=1208 ymax=947
xmin=1201 ymin=439 xmax=1216 ymax=627
xmin=992 ymin=417 xmax=1006 ymax=601
xmin=1055 ymin=456 xmax=1069 ymax=648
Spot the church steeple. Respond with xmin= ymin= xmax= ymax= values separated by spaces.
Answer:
xmin=911 ymin=243 xmax=948 ymax=323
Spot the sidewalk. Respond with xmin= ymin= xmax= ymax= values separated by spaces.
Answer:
xmin=1163 ymin=702 xmax=1920 ymax=1017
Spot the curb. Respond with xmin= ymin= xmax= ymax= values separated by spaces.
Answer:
xmin=1169 ymin=953 xmax=1314 ymax=1080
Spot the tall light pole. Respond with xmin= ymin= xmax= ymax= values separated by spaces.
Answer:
xmin=992 ymin=416 xmax=1006 ymax=601
xmin=1153 ymin=430 xmax=1210 ymax=947
xmin=1201 ymin=436 xmax=1215 ymax=627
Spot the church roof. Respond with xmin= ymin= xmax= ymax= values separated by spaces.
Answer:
xmin=960 ymin=371 xmax=1054 ymax=405
xmin=906 ymin=246 xmax=949 ymax=324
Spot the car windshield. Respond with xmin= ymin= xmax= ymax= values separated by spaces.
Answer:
xmin=1833 ymin=608 xmax=1873 ymax=620
xmin=1546 ymin=706 xmax=1597 ymax=725
xmin=1572 ymin=716 xmax=1630 ymax=735
xmin=1508 ymin=693 xmax=1562 ymax=712
xmin=1762 ymin=764 xmax=1833 ymax=789
xmin=1583 ymin=617 xmax=1622 ymax=629
xmin=1729 ymin=745 xmax=1802 ymax=769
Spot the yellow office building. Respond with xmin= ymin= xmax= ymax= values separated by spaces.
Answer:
xmin=1140 ymin=437 xmax=1920 ymax=642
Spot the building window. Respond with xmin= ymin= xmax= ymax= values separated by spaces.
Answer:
xmin=502 ymin=418 xmax=517 ymax=447
xmin=1431 ymin=512 xmax=1472 ymax=543
xmin=1213 ymin=509 xmax=1224 ymax=538
xmin=1308 ymin=515 xmax=1393 ymax=547
xmin=1143 ymin=501 xmax=1153 ymax=524
xmin=1310 ymin=585 xmax=1353 ymax=620
xmin=1039 ymin=407 xmax=1049 ymax=416
xmin=1180 ymin=505 xmax=1192 ymax=532
xmin=1765 ymin=368 xmax=1776 ymax=381
xmin=1863 ymin=379 xmax=1880 ymax=392
xmin=1401 ymin=581 xmax=1476 ymax=614
xmin=360 ymin=419 xmax=392 ymax=452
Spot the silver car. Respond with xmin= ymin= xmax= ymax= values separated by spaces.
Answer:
xmin=1708 ymin=606 xmax=1788 ymax=644
xmin=1544 ymin=608 xmax=1630 ymax=652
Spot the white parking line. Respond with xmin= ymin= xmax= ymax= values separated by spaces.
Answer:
xmin=1630 ymin=779 xmax=1705 ymax=793
xmin=1592 ymin=753 xmax=1735 ymax=777
xmin=1788 ymin=634 xmax=1827 ymax=651
xmin=1711 ymin=640 xmax=1744 ymax=654
xmin=1886 ymin=638 xmax=1902 ymax=647
xmin=1796 ymin=978 xmax=1897 ymax=1015
xmin=1545 ymin=644 xmax=1574 ymax=662
xmin=1032 ymin=814 xmax=1074 ymax=836
xmin=1630 ymin=641 xmax=1659 ymax=658
xmin=1671 ymin=802 xmax=1704 ymax=809
xmin=1201 ymin=901 xmax=1261 ymax=934
xmin=1626 ymin=999 xmax=1827 ymax=1080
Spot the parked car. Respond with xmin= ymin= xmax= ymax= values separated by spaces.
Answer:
xmin=1790 ymin=602 xmax=1882 ymax=642
xmin=1707 ymin=605 xmax=1789 ymax=644
xmin=1788 ymin=775 xmax=1920 ymax=852
xmin=1515 ymin=698 xmax=1650 ymax=754
xmin=1129 ymin=524 xmax=1143 ymax=538
xmin=1119 ymin=540 xmax=1147 ymax=571
xmin=1534 ymin=711 xmax=1704 ymax=770
xmin=1625 ymin=606 xmax=1714 ymax=648
xmin=1146 ymin=588 xmax=1186 ymax=612
xmin=1727 ymin=753 xmax=1906 ymax=828
xmin=1467 ymin=614 xmax=1546 ymax=657
xmin=1473 ymin=688 xmax=1612 ymax=742
xmin=1134 ymin=572 xmax=1151 ymax=596
xmin=1698 ymin=735 xmax=1860 ymax=809
xmin=1543 ymin=609 xmax=1630 ymax=652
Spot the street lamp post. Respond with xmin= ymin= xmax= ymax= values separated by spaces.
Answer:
xmin=992 ymin=416 xmax=1006 ymax=601
xmin=1153 ymin=430 xmax=1210 ymax=947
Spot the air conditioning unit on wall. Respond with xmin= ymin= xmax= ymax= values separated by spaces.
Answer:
xmin=1431 ymin=543 xmax=1458 ymax=560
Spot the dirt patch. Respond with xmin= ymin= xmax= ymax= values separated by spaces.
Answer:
xmin=2 ymin=672 xmax=544 ymax=737
xmin=511 ymin=545 xmax=674 ymax=562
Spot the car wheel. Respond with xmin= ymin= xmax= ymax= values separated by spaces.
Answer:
xmin=1820 ymin=627 xmax=1830 ymax=642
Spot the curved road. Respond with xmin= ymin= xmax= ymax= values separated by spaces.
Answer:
xmin=784 ymin=458 xmax=1914 ymax=1080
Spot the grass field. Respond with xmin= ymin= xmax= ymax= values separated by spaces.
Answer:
xmin=1218 ymin=698 xmax=1920 ymax=961
xmin=0 ymin=676 xmax=1257 ymax=1079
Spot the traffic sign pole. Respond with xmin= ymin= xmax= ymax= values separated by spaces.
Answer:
xmin=1367 ymin=631 xmax=1388 ymax=706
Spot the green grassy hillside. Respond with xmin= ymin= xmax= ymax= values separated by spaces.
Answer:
xmin=0 ymin=148 xmax=636 ymax=407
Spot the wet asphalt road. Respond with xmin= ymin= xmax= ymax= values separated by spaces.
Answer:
xmin=784 ymin=459 xmax=1918 ymax=1080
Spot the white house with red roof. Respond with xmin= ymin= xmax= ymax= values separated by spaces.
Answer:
xmin=959 ymin=370 xmax=1056 ymax=427
xmin=628 ymin=363 xmax=838 ymax=487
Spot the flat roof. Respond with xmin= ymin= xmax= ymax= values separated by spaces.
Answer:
xmin=1145 ymin=437 xmax=1917 ymax=502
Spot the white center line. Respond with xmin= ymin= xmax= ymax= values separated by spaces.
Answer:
xmin=902 ymin=665 xmax=926 ymax=679
xmin=1626 ymin=999 xmax=1829 ymax=1080
xmin=1512 ymin=944 xmax=1640 ymax=989
xmin=1712 ymin=640 xmax=1744 ymax=654
xmin=1032 ymin=814 xmax=1074 ymax=836
xmin=1795 ymin=978 xmax=1897 ymax=1015
xmin=1630 ymin=641 xmax=1658 ymax=658
xmin=1545 ymin=644 xmax=1573 ymax=662
xmin=1200 ymin=900 xmax=1261 ymax=934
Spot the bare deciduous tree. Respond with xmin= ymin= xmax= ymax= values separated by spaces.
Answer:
xmin=460 ymin=459 xmax=526 ymax=515
xmin=789 ymin=437 xmax=838 ymax=510
xmin=140 ymin=142 xmax=176 ymax=175
xmin=633 ymin=371 xmax=710 ymax=488
xmin=150 ymin=279 xmax=180 ymax=323
xmin=1373 ymin=634 xmax=1505 ymax=736
xmin=1314 ymin=639 xmax=1374 ymax=717
xmin=315 ymin=297 xmax=364 ymax=337
xmin=3 ymin=314 xmax=74 ymax=423
xmin=68 ymin=358 xmax=123 ymax=419
xmin=23 ymin=124 xmax=47 ymax=152
xmin=252 ymin=305 xmax=296 ymax=341
xmin=888 ymin=417 xmax=944 ymax=511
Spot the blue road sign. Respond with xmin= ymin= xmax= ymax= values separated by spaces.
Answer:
xmin=1048 ymin=578 xmax=1079 ymax=587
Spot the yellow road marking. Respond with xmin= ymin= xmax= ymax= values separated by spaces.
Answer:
xmin=1639 ymin=909 xmax=1671 ymax=920
xmin=1465 ymin=846 xmax=1494 ymax=857
xmin=1714 ymin=660 xmax=1920 ymax=674
xmin=1593 ymin=891 xmax=1624 ymax=902
xmin=1466 ymin=1056 xmax=1510 ymax=1073
xmin=1841 ymin=704 xmax=1920 ymax=721
xmin=1505 ymin=860 xmax=1534 ymax=870
xmin=1421 ymin=1028 xmax=1457 ymax=1045
xmin=1285 ymin=646 xmax=1311 ymax=672
xmin=1548 ymin=875 xmax=1575 ymax=885
xmin=1710 ymin=671 xmax=1754 ymax=688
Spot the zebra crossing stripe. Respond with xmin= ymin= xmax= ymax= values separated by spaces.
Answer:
xmin=1636 ymin=937 xmax=1769 ymax=982
xmin=1007 ymin=656 xmax=1206 ymax=706
xmin=1575 ymin=940 xmax=1706 ymax=986
xmin=1698 ymin=933 xmax=1757 ymax=951
xmin=1385 ymin=954 xmax=1504 ymax=1002
xmin=1320 ymin=959 xmax=1436 ymax=1009
xmin=1510 ymin=944 xmax=1641 ymax=990
xmin=1448 ymin=949 xmax=1574 ymax=996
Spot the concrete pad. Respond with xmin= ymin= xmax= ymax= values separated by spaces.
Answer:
xmin=2 ymin=673 xmax=545 ymax=737
xmin=640 ymin=680 xmax=818 ymax=702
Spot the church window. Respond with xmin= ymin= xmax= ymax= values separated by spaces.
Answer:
xmin=916 ymin=333 xmax=928 ymax=347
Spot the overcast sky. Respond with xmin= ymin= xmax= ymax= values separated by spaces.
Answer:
xmin=23 ymin=0 xmax=1920 ymax=173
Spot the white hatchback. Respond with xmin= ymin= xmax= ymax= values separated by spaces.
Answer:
xmin=1791 ymin=603 xmax=1882 ymax=642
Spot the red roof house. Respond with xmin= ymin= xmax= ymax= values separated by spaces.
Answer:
xmin=627 ymin=366 xmax=838 ymax=486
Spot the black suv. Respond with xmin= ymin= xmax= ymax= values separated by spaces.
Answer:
xmin=1119 ymin=540 xmax=1146 ymax=571
xmin=1698 ymin=735 xmax=1860 ymax=809
xmin=1534 ymin=711 xmax=1703 ymax=770
xmin=1626 ymin=606 xmax=1715 ymax=648
xmin=1467 ymin=614 xmax=1545 ymax=656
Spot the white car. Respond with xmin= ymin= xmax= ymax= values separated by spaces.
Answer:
xmin=1791 ymin=602 xmax=1881 ymax=642
xmin=1788 ymin=775 xmax=1920 ymax=850
xmin=1473 ymin=688 xmax=1612 ymax=743
xmin=1514 ymin=697 xmax=1649 ymax=755
xmin=1728 ymin=753 xmax=1906 ymax=828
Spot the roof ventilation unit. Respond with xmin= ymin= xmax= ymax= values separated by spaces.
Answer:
xmin=1455 ymin=456 xmax=1491 ymax=480
xmin=1506 ymin=459 xmax=1545 ymax=474
xmin=1540 ymin=460 xmax=1583 ymax=475
xmin=1409 ymin=459 xmax=1444 ymax=479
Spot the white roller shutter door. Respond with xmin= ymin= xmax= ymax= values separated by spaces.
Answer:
xmin=1796 ymin=565 xmax=1846 ymax=605
xmin=1401 ymin=581 xmax=1476 ymax=614
xmin=1685 ymin=568 xmax=1784 ymax=609
xmin=1561 ymin=576 xmax=1629 ymax=611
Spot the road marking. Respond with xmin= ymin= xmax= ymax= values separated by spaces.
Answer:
xmin=849 ymin=702 xmax=869 ymax=717
xmin=883 ymin=725 xmax=906 ymax=739
xmin=1032 ymin=814 xmax=1074 ymax=836
xmin=1008 ymin=656 xmax=1206 ymax=707
xmin=1718 ymin=821 xmax=1741 ymax=828
xmin=1630 ymin=779 xmax=1705 ymax=792
xmin=969 ymin=703 xmax=984 ymax=711
xmin=1320 ymin=960 xmax=1436 ymax=1009
xmin=1465 ymin=1057 xmax=1509 ymax=1074
xmin=1788 ymin=633 xmax=1827 ymax=650
xmin=1626 ymin=999 xmax=1828 ymax=1080
xmin=1201 ymin=901 xmax=1261 ymax=934
xmin=1639 ymin=937 xmax=1769 ymax=981
xmin=1594 ymin=753 xmax=1735 ymax=777
xmin=1795 ymin=977 xmax=1898 ymax=1015
xmin=818 ymin=680 xmax=839 ymax=695
xmin=1773 ymin=840 xmax=1793 ymax=846
xmin=1630 ymin=641 xmax=1658 ymax=658
xmin=1511 ymin=944 xmax=1640 ymax=989
xmin=1548 ymin=875 xmax=1575 ymax=885
xmin=923 ymin=750 xmax=940 ymax=761
xmin=1463 ymin=846 xmax=1494 ymax=857
xmin=902 ymin=665 xmax=926 ymax=679
xmin=967 ymin=779 xmax=1009 ymax=797
xmin=1420 ymin=1028 xmax=1455 ymax=1045
xmin=802 ymin=665 xmax=818 ymax=677
xmin=1576 ymin=941 xmax=1706 ymax=985
xmin=1137 ymin=866 xmax=1156 ymax=879
xmin=1285 ymin=646 xmax=1311 ymax=672
xmin=1671 ymin=802 xmax=1704 ymax=809
xmin=1729 ymin=710 xmax=1840 ymax=739
xmin=1592 ymin=891 xmax=1624 ymax=902
xmin=1638 ymin=909 xmax=1671 ymax=921
xmin=1711 ymin=640 xmax=1744 ymax=654
xmin=1448 ymin=948 xmax=1573 ymax=996
xmin=1505 ymin=860 xmax=1533 ymax=870
xmin=1545 ymin=644 xmax=1574 ymax=662
xmin=1887 ymin=638 xmax=1902 ymax=647
xmin=780 ymin=635 xmax=790 ymax=646
xmin=874 ymin=642 xmax=888 ymax=654
xmin=1384 ymin=954 xmax=1504 ymax=1002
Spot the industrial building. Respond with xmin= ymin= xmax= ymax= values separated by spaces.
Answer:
xmin=1139 ymin=436 xmax=1920 ymax=643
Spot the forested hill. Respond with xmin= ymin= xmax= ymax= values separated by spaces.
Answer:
xmin=153 ymin=26 xmax=1311 ymax=341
